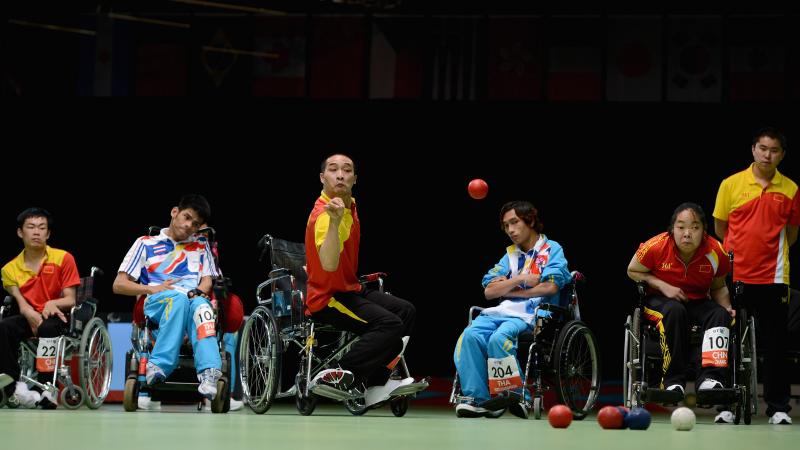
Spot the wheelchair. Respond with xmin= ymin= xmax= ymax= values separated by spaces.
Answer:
xmin=0 ymin=266 xmax=113 ymax=409
xmin=122 ymin=226 xmax=235 ymax=413
xmin=239 ymin=234 xmax=428 ymax=416
xmin=622 ymin=252 xmax=757 ymax=424
xmin=449 ymin=271 xmax=602 ymax=420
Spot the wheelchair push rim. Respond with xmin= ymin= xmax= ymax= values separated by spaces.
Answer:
xmin=79 ymin=317 xmax=113 ymax=409
xmin=239 ymin=306 xmax=281 ymax=414
xmin=554 ymin=320 xmax=601 ymax=419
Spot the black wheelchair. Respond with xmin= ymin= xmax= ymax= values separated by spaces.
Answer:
xmin=449 ymin=271 xmax=601 ymax=420
xmin=0 ymin=267 xmax=112 ymax=409
xmin=623 ymin=253 xmax=757 ymax=424
xmin=239 ymin=234 xmax=427 ymax=416
xmin=122 ymin=226 xmax=233 ymax=413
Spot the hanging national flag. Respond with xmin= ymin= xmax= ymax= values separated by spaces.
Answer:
xmin=369 ymin=15 xmax=425 ymax=99
xmin=253 ymin=15 xmax=307 ymax=98
xmin=728 ymin=15 xmax=785 ymax=102
xmin=547 ymin=16 xmax=602 ymax=101
xmin=486 ymin=16 xmax=544 ymax=100
xmin=667 ymin=15 xmax=722 ymax=103
xmin=606 ymin=15 xmax=662 ymax=102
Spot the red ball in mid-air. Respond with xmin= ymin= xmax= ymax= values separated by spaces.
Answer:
xmin=468 ymin=179 xmax=489 ymax=199
xmin=548 ymin=404 xmax=573 ymax=428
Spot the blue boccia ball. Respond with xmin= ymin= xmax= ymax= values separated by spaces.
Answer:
xmin=625 ymin=407 xmax=652 ymax=430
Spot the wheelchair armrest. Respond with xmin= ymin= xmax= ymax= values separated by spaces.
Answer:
xmin=538 ymin=302 xmax=569 ymax=316
xmin=256 ymin=272 xmax=294 ymax=305
xmin=468 ymin=306 xmax=485 ymax=324
xmin=3 ymin=295 xmax=11 ymax=307
xmin=359 ymin=272 xmax=387 ymax=284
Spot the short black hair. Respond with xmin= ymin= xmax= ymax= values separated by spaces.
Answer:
xmin=669 ymin=202 xmax=707 ymax=232
xmin=17 ymin=207 xmax=52 ymax=229
xmin=752 ymin=126 xmax=787 ymax=152
xmin=499 ymin=201 xmax=544 ymax=233
xmin=320 ymin=153 xmax=356 ymax=173
xmin=178 ymin=194 xmax=211 ymax=223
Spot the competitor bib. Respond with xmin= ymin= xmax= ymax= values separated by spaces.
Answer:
xmin=702 ymin=326 xmax=729 ymax=368
xmin=487 ymin=355 xmax=523 ymax=394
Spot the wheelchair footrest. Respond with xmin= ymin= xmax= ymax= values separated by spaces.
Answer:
xmin=696 ymin=388 xmax=738 ymax=407
xmin=389 ymin=378 xmax=430 ymax=397
xmin=0 ymin=373 xmax=12 ymax=390
xmin=311 ymin=384 xmax=360 ymax=402
xmin=642 ymin=388 xmax=684 ymax=405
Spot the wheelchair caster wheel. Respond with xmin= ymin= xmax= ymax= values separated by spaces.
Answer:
xmin=123 ymin=378 xmax=139 ymax=412
xmin=533 ymin=397 xmax=542 ymax=420
xmin=61 ymin=386 xmax=85 ymax=410
xmin=390 ymin=396 xmax=408 ymax=417
xmin=344 ymin=395 xmax=368 ymax=416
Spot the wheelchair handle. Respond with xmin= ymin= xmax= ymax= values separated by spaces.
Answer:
xmin=90 ymin=266 xmax=104 ymax=278
xmin=198 ymin=226 xmax=216 ymax=242
xmin=359 ymin=272 xmax=387 ymax=283
xmin=257 ymin=234 xmax=272 ymax=262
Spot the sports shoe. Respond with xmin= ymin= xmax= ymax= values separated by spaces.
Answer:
xmin=698 ymin=378 xmax=724 ymax=390
xmin=714 ymin=410 xmax=734 ymax=424
xmin=309 ymin=368 xmax=355 ymax=391
xmin=666 ymin=384 xmax=685 ymax=395
xmin=138 ymin=394 xmax=161 ymax=411
xmin=455 ymin=402 xmax=505 ymax=418
xmin=197 ymin=368 xmax=222 ymax=400
xmin=38 ymin=389 xmax=57 ymax=409
xmin=146 ymin=362 xmax=166 ymax=386
xmin=365 ymin=377 xmax=414 ymax=407
xmin=508 ymin=400 xmax=529 ymax=419
xmin=203 ymin=397 xmax=244 ymax=412
xmin=769 ymin=412 xmax=792 ymax=425
xmin=11 ymin=382 xmax=40 ymax=408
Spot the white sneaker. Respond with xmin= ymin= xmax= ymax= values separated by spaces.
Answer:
xmin=138 ymin=395 xmax=161 ymax=411
xmin=714 ymin=410 xmax=734 ymax=424
xmin=309 ymin=368 xmax=355 ymax=390
xmin=197 ymin=368 xmax=222 ymax=400
xmin=666 ymin=384 xmax=685 ymax=395
xmin=365 ymin=377 xmax=414 ymax=407
xmin=39 ymin=389 xmax=57 ymax=409
xmin=202 ymin=397 xmax=244 ymax=412
xmin=698 ymin=378 xmax=724 ymax=390
xmin=12 ymin=382 xmax=40 ymax=408
xmin=146 ymin=362 xmax=166 ymax=386
xmin=455 ymin=403 xmax=505 ymax=418
xmin=769 ymin=412 xmax=792 ymax=425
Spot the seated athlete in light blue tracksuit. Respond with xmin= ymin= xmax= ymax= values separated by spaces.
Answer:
xmin=454 ymin=201 xmax=571 ymax=419
xmin=113 ymin=194 xmax=223 ymax=400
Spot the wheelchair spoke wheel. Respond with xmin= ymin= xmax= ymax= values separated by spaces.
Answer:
xmin=554 ymin=320 xmax=601 ymax=420
xmin=78 ymin=317 xmax=113 ymax=409
xmin=239 ymin=306 xmax=281 ymax=414
xmin=60 ymin=385 xmax=85 ymax=410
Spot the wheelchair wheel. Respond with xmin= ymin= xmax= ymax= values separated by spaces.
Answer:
xmin=344 ymin=395 xmax=368 ymax=416
xmin=78 ymin=317 xmax=113 ymax=409
xmin=123 ymin=378 xmax=139 ymax=412
xmin=239 ymin=306 xmax=281 ymax=414
xmin=554 ymin=320 xmax=601 ymax=420
xmin=60 ymin=385 xmax=85 ymax=410
xmin=390 ymin=396 xmax=408 ymax=417
xmin=532 ymin=396 xmax=542 ymax=420
xmin=295 ymin=371 xmax=318 ymax=416
xmin=0 ymin=387 xmax=6 ymax=408
xmin=210 ymin=378 xmax=230 ymax=413
xmin=741 ymin=312 xmax=758 ymax=419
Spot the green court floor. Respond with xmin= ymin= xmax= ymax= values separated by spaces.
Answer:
xmin=1 ymin=403 xmax=797 ymax=450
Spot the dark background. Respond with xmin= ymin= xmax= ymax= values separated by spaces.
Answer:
xmin=3 ymin=0 xmax=799 ymax=383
